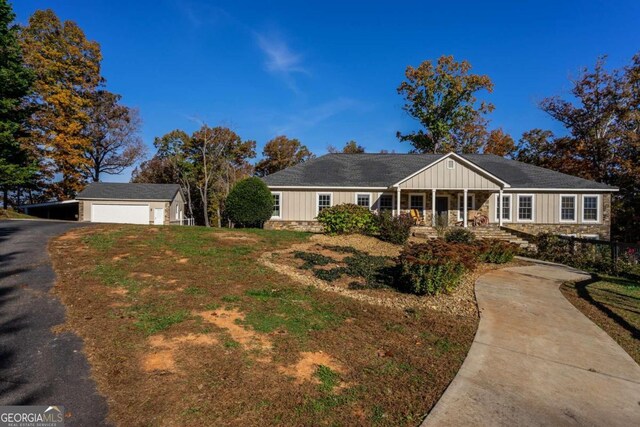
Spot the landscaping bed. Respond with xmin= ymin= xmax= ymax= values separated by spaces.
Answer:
xmin=50 ymin=226 xmax=482 ymax=427
xmin=561 ymin=275 xmax=640 ymax=364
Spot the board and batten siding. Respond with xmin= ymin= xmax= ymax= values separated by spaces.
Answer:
xmin=398 ymin=157 xmax=500 ymax=190
xmin=488 ymin=192 xmax=604 ymax=224
xmin=277 ymin=190 xmax=393 ymax=221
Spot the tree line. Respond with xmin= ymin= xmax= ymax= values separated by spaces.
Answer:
xmin=0 ymin=2 xmax=144 ymax=206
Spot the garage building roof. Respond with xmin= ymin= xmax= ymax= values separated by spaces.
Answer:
xmin=76 ymin=183 xmax=181 ymax=201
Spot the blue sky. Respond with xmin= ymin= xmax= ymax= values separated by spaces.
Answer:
xmin=12 ymin=0 xmax=640 ymax=182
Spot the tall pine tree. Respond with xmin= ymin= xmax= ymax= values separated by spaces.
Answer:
xmin=0 ymin=0 xmax=35 ymax=208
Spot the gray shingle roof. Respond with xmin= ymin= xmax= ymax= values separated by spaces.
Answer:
xmin=76 ymin=183 xmax=181 ymax=200
xmin=262 ymin=153 xmax=617 ymax=190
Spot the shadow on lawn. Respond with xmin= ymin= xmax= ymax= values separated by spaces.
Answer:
xmin=574 ymin=276 xmax=640 ymax=341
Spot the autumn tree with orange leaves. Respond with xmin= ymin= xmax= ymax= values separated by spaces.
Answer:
xmin=516 ymin=53 xmax=640 ymax=241
xmin=19 ymin=9 xmax=102 ymax=198
xmin=19 ymin=9 xmax=143 ymax=199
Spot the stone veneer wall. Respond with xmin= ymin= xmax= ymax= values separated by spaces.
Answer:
xmin=504 ymin=223 xmax=610 ymax=240
xmin=503 ymin=193 xmax=611 ymax=240
xmin=78 ymin=201 xmax=84 ymax=221
xmin=164 ymin=202 xmax=170 ymax=225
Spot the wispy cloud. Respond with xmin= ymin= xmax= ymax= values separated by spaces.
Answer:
xmin=255 ymin=31 xmax=309 ymax=93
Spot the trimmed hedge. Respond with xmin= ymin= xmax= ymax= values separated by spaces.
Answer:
xmin=398 ymin=241 xmax=477 ymax=295
xmin=316 ymin=203 xmax=379 ymax=235
xmin=225 ymin=177 xmax=274 ymax=227
xmin=375 ymin=212 xmax=414 ymax=245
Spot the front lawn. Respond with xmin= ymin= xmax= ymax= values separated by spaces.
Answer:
xmin=561 ymin=275 xmax=640 ymax=364
xmin=50 ymin=226 xmax=479 ymax=426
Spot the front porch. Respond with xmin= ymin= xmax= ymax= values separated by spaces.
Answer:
xmin=392 ymin=189 xmax=507 ymax=228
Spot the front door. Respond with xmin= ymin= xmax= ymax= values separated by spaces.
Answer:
xmin=435 ymin=196 xmax=448 ymax=226
xmin=153 ymin=208 xmax=164 ymax=225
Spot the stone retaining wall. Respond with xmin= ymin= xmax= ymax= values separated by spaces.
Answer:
xmin=504 ymin=223 xmax=610 ymax=240
xmin=264 ymin=220 xmax=324 ymax=233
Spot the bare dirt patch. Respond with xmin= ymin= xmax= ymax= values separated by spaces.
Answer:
xmin=142 ymin=333 xmax=219 ymax=373
xmin=177 ymin=258 xmax=189 ymax=264
xmin=112 ymin=253 xmax=129 ymax=261
xmin=278 ymin=351 xmax=345 ymax=385
xmin=195 ymin=309 xmax=272 ymax=353
xmin=215 ymin=233 xmax=260 ymax=243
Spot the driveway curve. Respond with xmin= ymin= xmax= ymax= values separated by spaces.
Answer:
xmin=0 ymin=220 xmax=109 ymax=426
xmin=423 ymin=260 xmax=640 ymax=426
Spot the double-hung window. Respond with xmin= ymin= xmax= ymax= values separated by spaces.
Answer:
xmin=271 ymin=192 xmax=281 ymax=218
xmin=317 ymin=193 xmax=332 ymax=214
xmin=560 ymin=195 xmax=576 ymax=222
xmin=356 ymin=193 xmax=371 ymax=208
xmin=582 ymin=195 xmax=599 ymax=222
xmin=495 ymin=194 xmax=511 ymax=221
xmin=517 ymin=195 xmax=534 ymax=221
xmin=410 ymin=194 xmax=425 ymax=215
xmin=457 ymin=194 xmax=475 ymax=221
xmin=379 ymin=194 xmax=393 ymax=211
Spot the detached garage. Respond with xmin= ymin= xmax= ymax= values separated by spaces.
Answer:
xmin=76 ymin=183 xmax=185 ymax=225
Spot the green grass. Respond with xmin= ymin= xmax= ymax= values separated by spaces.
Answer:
xmin=243 ymin=287 xmax=342 ymax=337
xmin=315 ymin=365 xmax=340 ymax=392
xmin=130 ymin=304 xmax=189 ymax=335
xmin=223 ymin=339 xmax=240 ymax=348
xmin=92 ymin=263 xmax=143 ymax=294
xmin=562 ymin=274 xmax=639 ymax=363
xmin=83 ymin=228 xmax=129 ymax=251
xmin=184 ymin=286 xmax=206 ymax=296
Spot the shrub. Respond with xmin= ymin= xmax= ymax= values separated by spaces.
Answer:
xmin=316 ymin=203 xmax=379 ymax=235
xmin=398 ymin=241 xmax=477 ymax=295
xmin=535 ymin=232 xmax=572 ymax=264
xmin=294 ymin=251 xmax=336 ymax=269
xmin=375 ymin=212 xmax=413 ymax=245
xmin=475 ymin=239 xmax=518 ymax=263
xmin=444 ymin=228 xmax=476 ymax=244
xmin=225 ymin=177 xmax=274 ymax=228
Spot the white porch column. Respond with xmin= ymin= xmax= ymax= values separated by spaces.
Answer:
xmin=463 ymin=188 xmax=468 ymax=228
xmin=431 ymin=189 xmax=436 ymax=227
xmin=396 ymin=187 xmax=401 ymax=217
xmin=498 ymin=189 xmax=503 ymax=227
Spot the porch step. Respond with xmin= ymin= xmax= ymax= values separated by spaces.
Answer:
xmin=411 ymin=226 xmax=532 ymax=249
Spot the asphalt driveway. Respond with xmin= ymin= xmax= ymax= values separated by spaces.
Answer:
xmin=0 ymin=220 xmax=109 ymax=426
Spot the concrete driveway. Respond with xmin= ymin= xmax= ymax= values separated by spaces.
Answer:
xmin=0 ymin=220 xmax=109 ymax=426
xmin=423 ymin=260 xmax=640 ymax=426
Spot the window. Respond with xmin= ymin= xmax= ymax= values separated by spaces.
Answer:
xmin=379 ymin=194 xmax=393 ymax=211
xmin=355 ymin=193 xmax=371 ymax=208
xmin=271 ymin=192 xmax=281 ymax=218
xmin=317 ymin=193 xmax=332 ymax=214
xmin=517 ymin=195 xmax=534 ymax=221
xmin=447 ymin=159 xmax=455 ymax=170
xmin=560 ymin=195 xmax=576 ymax=222
xmin=583 ymin=195 xmax=599 ymax=222
xmin=495 ymin=194 xmax=511 ymax=221
xmin=410 ymin=194 xmax=424 ymax=214
xmin=457 ymin=194 xmax=475 ymax=221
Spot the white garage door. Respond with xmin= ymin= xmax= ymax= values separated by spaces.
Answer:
xmin=91 ymin=204 xmax=149 ymax=224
